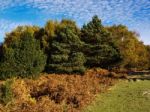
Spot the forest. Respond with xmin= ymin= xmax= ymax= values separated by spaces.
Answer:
xmin=0 ymin=15 xmax=150 ymax=79
xmin=0 ymin=15 xmax=150 ymax=112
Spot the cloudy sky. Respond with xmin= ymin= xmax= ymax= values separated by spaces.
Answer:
xmin=0 ymin=0 xmax=150 ymax=44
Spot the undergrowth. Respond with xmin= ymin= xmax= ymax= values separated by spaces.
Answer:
xmin=0 ymin=79 xmax=14 ymax=105
xmin=0 ymin=69 xmax=117 ymax=112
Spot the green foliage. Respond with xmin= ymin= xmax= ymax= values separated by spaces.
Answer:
xmin=0 ymin=80 xmax=14 ymax=104
xmin=4 ymin=26 xmax=40 ymax=47
xmin=81 ymin=15 xmax=121 ymax=68
xmin=47 ymin=22 xmax=86 ymax=74
xmin=0 ymin=43 xmax=2 ymax=61
xmin=0 ymin=16 xmax=149 ymax=78
xmin=0 ymin=32 xmax=46 ymax=79
xmin=145 ymin=45 xmax=150 ymax=69
xmin=37 ymin=20 xmax=58 ymax=51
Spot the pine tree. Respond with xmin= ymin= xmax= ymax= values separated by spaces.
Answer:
xmin=47 ymin=22 xmax=86 ymax=74
xmin=81 ymin=15 xmax=121 ymax=68
xmin=0 ymin=32 xmax=46 ymax=79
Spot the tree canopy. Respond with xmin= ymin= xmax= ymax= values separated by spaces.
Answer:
xmin=81 ymin=15 xmax=121 ymax=68
xmin=0 ymin=15 xmax=149 ymax=79
xmin=0 ymin=31 xmax=46 ymax=79
xmin=47 ymin=20 xmax=86 ymax=73
xmin=107 ymin=25 xmax=149 ymax=70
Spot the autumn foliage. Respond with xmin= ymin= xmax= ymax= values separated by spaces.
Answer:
xmin=0 ymin=69 xmax=116 ymax=112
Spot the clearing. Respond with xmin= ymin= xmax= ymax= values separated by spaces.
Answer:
xmin=84 ymin=80 xmax=150 ymax=112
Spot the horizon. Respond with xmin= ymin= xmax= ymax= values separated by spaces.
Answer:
xmin=0 ymin=0 xmax=149 ymax=45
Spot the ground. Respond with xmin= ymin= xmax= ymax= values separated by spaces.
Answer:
xmin=84 ymin=80 xmax=150 ymax=112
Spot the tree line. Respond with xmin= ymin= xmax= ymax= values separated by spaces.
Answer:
xmin=0 ymin=15 xmax=149 ymax=79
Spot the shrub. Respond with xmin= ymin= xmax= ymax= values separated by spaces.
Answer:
xmin=0 ymin=80 xmax=14 ymax=104
xmin=0 ymin=32 xmax=47 ymax=79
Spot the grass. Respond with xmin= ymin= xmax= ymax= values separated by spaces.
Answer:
xmin=84 ymin=80 xmax=150 ymax=112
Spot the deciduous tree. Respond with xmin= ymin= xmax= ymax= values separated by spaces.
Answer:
xmin=107 ymin=25 xmax=149 ymax=70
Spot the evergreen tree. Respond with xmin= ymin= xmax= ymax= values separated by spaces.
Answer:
xmin=0 ymin=32 xmax=46 ymax=79
xmin=146 ymin=45 xmax=150 ymax=70
xmin=37 ymin=20 xmax=58 ymax=52
xmin=47 ymin=22 xmax=86 ymax=74
xmin=81 ymin=15 xmax=121 ymax=68
xmin=0 ymin=43 xmax=2 ymax=61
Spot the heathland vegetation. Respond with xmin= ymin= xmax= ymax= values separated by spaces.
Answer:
xmin=0 ymin=15 xmax=149 ymax=112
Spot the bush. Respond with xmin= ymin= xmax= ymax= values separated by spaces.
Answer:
xmin=0 ymin=32 xmax=47 ymax=79
xmin=0 ymin=80 xmax=13 ymax=104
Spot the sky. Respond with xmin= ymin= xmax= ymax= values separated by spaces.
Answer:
xmin=0 ymin=0 xmax=150 ymax=44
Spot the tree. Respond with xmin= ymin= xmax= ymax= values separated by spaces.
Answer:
xmin=0 ymin=31 xmax=46 ymax=79
xmin=35 ymin=20 xmax=59 ymax=52
xmin=4 ymin=26 xmax=40 ymax=47
xmin=0 ymin=43 xmax=2 ymax=61
xmin=107 ymin=25 xmax=149 ymax=70
xmin=81 ymin=15 xmax=121 ymax=68
xmin=47 ymin=20 xmax=86 ymax=74
xmin=145 ymin=45 xmax=150 ymax=70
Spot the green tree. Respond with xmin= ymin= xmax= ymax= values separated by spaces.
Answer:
xmin=0 ymin=43 xmax=2 ymax=61
xmin=0 ymin=32 xmax=46 ymax=79
xmin=47 ymin=21 xmax=86 ymax=74
xmin=145 ymin=45 xmax=150 ymax=69
xmin=81 ymin=15 xmax=121 ymax=68
xmin=4 ymin=25 xmax=40 ymax=47
xmin=35 ymin=20 xmax=59 ymax=52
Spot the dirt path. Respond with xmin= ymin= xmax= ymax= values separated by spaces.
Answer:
xmin=127 ymin=74 xmax=150 ymax=81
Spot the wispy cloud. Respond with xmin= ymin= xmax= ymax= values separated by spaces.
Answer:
xmin=0 ymin=0 xmax=149 ymax=43
xmin=0 ymin=0 xmax=149 ymax=23
xmin=0 ymin=19 xmax=31 ymax=41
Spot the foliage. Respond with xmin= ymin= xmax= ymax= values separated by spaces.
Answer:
xmin=0 ymin=43 xmax=2 ymax=61
xmin=35 ymin=20 xmax=59 ymax=52
xmin=81 ymin=15 xmax=121 ymax=68
xmin=0 ymin=16 xmax=149 ymax=78
xmin=0 ymin=80 xmax=14 ymax=104
xmin=0 ymin=32 xmax=46 ymax=79
xmin=0 ymin=69 xmax=115 ymax=112
xmin=107 ymin=25 xmax=149 ymax=70
xmin=47 ymin=21 xmax=86 ymax=73
xmin=4 ymin=26 xmax=40 ymax=47
xmin=145 ymin=45 xmax=150 ymax=69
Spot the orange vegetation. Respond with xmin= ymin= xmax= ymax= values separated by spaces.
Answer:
xmin=0 ymin=69 xmax=117 ymax=112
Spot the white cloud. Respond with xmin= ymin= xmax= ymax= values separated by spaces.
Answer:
xmin=0 ymin=19 xmax=31 ymax=42
xmin=0 ymin=0 xmax=149 ymax=23
xmin=25 ymin=0 xmax=150 ymax=24
xmin=0 ymin=0 xmax=149 ymax=43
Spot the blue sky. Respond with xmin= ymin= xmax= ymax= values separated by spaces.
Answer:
xmin=0 ymin=0 xmax=150 ymax=44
